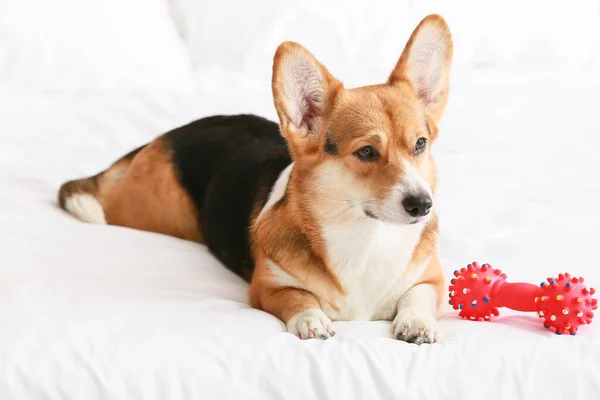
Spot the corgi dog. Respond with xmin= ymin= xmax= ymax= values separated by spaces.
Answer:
xmin=58 ymin=14 xmax=453 ymax=344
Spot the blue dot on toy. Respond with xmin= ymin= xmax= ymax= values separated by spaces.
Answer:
xmin=484 ymin=297 xmax=489 ymax=303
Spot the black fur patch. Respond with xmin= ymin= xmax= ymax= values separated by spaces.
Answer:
xmin=165 ymin=114 xmax=291 ymax=280
xmin=324 ymin=133 xmax=339 ymax=155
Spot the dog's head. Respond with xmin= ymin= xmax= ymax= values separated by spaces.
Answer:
xmin=272 ymin=15 xmax=452 ymax=226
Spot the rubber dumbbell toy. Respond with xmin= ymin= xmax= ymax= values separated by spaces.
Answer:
xmin=448 ymin=262 xmax=598 ymax=335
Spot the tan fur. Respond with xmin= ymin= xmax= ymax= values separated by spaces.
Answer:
xmin=250 ymin=190 xmax=346 ymax=318
xmin=58 ymin=147 xmax=140 ymax=210
xmin=408 ymin=214 xmax=445 ymax=308
xmin=250 ymin=14 xmax=452 ymax=325
xmin=59 ymin=139 xmax=202 ymax=242
xmin=102 ymin=139 xmax=201 ymax=242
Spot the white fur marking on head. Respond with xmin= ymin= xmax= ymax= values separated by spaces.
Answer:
xmin=400 ymin=159 xmax=432 ymax=197
xmin=64 ymin=194 xmax=106 ymax=224
xmin=379 ymin=160 xmax=433 ymax=223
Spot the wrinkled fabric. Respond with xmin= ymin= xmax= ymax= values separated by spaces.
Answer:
xmin=1 ymin=1 xmax=600 ymax=399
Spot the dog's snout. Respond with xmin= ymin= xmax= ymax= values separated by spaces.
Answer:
xmin=402 ymin=194 xmax=432 ymax=217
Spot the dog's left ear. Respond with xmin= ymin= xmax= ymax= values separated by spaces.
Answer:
xmin=388 ymin=15 xmax=453 ymax=123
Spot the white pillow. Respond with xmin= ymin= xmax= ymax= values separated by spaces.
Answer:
xmin=0 ymin=0 xmax=195 ymax=93
xmin=170 ymin=0 xmax=600 ymax=90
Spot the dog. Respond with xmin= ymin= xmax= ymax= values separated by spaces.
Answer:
xmin=58 ymin=14 xmax=453 ymax=344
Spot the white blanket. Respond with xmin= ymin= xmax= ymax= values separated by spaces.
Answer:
xmin=1 ymin=1 xmax=599 ymax=399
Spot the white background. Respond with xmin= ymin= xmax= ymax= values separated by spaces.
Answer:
xmin=1 ymin=1 xmax=599 ymax=399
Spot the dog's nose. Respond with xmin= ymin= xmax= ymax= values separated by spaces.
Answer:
xmin=402 ymin=194 xmax=432 ymax=217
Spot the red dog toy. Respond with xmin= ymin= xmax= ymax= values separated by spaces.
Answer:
xmin=448 ymin=262 xmax=598 ymax=335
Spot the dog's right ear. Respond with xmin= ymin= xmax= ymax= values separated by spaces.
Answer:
xmin=272 ymin=42 xmax=342 ymax=158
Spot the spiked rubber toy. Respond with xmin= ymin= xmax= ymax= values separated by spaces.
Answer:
xmin=448 ymin=262 xmax=598 ymax=335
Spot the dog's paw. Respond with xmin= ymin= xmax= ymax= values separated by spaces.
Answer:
xmin=392 ymin=310 xmax=439 ymax=344
xmin=287 ymin=309 xmax=336 ymax=340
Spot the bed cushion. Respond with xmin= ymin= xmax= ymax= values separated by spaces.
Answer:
xmin=0 ymin=0 xmax=194 ymax=93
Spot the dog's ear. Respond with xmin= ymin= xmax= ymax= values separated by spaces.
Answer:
xmin=272 ymin=42 xmax=342 ymax=157
xmin=388 ymin=15 xmax=453 ymax=123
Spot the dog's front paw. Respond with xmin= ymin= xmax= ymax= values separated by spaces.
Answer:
xmin=287 ymin=309 xmax=336 ymax=340
xmin=392 ymin=310 xmax=439 ymax=344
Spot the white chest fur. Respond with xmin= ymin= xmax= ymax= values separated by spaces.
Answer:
xmin=321 ymin=219 xmax=427 ymax=321
xmin=258 ymin=163 xmax=430 ymax=322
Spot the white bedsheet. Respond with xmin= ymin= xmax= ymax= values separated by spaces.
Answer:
xmin=1 ymin=68 xmax=599 ymax=399
xmin=2 ymin=0 xmax=600 ymax=397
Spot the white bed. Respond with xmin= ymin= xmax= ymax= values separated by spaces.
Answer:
xmin=1 ymin=1 xmax=599 ymax=399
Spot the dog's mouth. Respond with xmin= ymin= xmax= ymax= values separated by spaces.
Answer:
xmin=363 ymin=208 xmax=424 ymax=225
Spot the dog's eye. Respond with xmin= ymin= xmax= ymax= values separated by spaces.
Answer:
xmin=414 ymin=137 xmax=427 ymax=155
xmin=354 ymin=145 xmax=379 ymax=162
